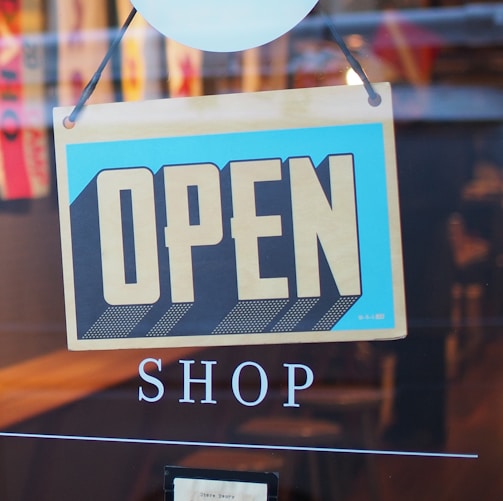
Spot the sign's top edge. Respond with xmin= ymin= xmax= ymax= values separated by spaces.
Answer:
xmin=53 ymin=84 xmax=393 ymax=143
xmin=53 ymin=83 xmax=392 ymax=116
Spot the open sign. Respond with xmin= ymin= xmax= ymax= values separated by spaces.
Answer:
xmin=54 ymin=84 xmax=405 ymax=350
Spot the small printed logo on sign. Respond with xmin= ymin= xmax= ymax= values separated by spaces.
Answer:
xmin=54 ymin=84 xmax=405 ymax=350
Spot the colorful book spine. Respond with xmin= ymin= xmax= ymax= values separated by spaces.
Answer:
xmin=166 ymin=38 xmax=203 ymax=98
xmin=116 ymin=0 xmax=162 ymax=101
xmin=242 ymin=35 xmax=289 ymax=93
xmin=0 ymin=0 xmax=50 ymax=199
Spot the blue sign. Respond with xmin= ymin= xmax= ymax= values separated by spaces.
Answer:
xmin=54 ymin=84 xmax=405 ymax=350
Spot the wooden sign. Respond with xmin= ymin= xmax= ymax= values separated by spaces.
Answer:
xmin=53 ymin=83 xmax=405 ymax=350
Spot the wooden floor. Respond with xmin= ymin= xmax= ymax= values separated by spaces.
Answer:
xmin=0 ymin=347 xmax=200 ymax=429
xmin=346 ymin=332 xmax=503 ymax=501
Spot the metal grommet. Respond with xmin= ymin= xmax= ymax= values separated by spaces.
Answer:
xmin=368 ymin=93 xmax=382 ymax=107
xmin=63 ymin=116 xmax=76 ymax=129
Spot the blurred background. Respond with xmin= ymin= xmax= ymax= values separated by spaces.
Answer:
xmin=1 ymin=0 xmax=503 ymax=499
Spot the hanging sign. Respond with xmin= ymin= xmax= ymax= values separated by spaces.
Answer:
xmin=53 ymin=83 xmax=406 ymax=351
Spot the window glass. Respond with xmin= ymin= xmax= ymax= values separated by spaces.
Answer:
xmin=1 ymin=1 xmax=502 ymax=499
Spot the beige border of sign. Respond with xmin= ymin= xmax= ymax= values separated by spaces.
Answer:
xmin=54 ymin=83 xmax=406 ymax=351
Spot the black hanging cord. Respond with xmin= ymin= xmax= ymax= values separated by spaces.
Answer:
xmin=63 ymin=7 xmax=138 ymax=128
xmin=63 ymin=5 xmax=380 ymax=128
xmin=318 ymin=8 xmax=381 ymax=106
